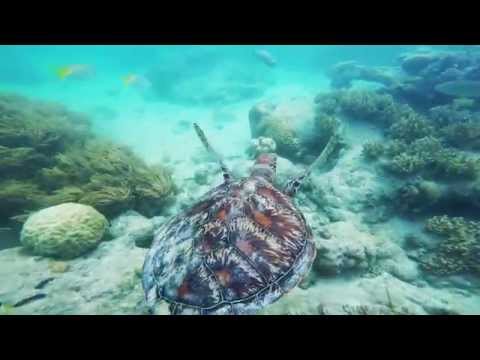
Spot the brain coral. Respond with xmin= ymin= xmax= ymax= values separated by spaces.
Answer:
xmin=20 ymin=203 xmax=109 ymax=259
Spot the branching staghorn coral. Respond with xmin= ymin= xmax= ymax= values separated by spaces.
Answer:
xmin=421 ymin=215 xmax=480 ymax=276
xmin=441 ymin=121 xmax=480 ymax=150
xmin=315 ymin=90 xmax=414 ymax=128
xmin=431 ymin=149 xmax=480 ymax=180
xmin=388 ymin=115 xmax=435 ymax=143
xmin=362 ymin=141 xmax=385 ymax=160
xmin=386 ymin=153 xmax=427 ymax=176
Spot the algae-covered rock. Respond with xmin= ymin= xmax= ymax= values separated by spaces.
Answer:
xmin=313 ymin=221 xmax=378 ymax=275
xmin=20 ymin=203 xmax=108 ymax=259
xmin=397 ymin=179 xmax=443 ymax=213
xmin=109 ymin=210 xmax=154 ymax=248
xmin=246 ymin=137 xmax=276 ymax=159
xmin=249 ymin=97 xmax=345 ymax=163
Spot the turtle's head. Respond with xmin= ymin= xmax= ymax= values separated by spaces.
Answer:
xmin=250 ymin=153 xmax=277 ymax=183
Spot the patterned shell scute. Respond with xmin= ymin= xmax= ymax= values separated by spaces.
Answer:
xmin=143 ymin=176 xmax=315 ymax=314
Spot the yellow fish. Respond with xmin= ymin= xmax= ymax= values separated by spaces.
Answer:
xmin=55 ymin=64 xmax=95 ymax=80
xmin=122 ymin=74 xmax=152 ymax=89
xmin=123 ymin=74 xmax=138 ymax=86
xmin=0 ymin=304 xmax=14 ymax=315
xmin=56 ymin=66 xmax=74 ymax=80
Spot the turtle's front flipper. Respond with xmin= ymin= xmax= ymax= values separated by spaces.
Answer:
xmin=193 ymin=123 xmax=233 ymax=183
xmin=283 ymin=131 xmax=341 ymax=197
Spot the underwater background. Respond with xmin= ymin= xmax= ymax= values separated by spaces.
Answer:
xmin=1 ymin=44 xmax=480 ymax=315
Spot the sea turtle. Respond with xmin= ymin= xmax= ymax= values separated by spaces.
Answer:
xmin=142 ymin=123 xmax=339 ymax=315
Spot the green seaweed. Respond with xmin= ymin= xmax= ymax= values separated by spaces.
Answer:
xmin=0 ymin=180 xmax=44 ymax=220
xmin=0 ymin=146 xmax=51 ymax=176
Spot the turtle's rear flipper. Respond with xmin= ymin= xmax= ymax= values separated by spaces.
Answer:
xmin=193 ymin=123 xmax=232 ymax=183
xmin=283 ymin=130 xmax=341 ymax=197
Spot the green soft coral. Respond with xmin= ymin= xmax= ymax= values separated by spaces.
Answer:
xmin=0 ymin=145 xmax=51 ymax=176
xmin=0 ymin=93 xmax=89 ymax=152
xmin=0 ymin=92 xmax=176 ymax=222
xmin=0 ymin=180 xmax=44 ymax=220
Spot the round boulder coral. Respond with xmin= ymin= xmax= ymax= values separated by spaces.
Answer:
xmin=20 ymin=203 xmax=108 ymax=259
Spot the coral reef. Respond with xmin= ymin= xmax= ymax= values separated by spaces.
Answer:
xmin=441 ymin=121 xmax=480 ymax=150
xmin=324 ymin=49 xmax=480 ymax=112
xmin=390 ymin=50 xmax=480 ymax=110
xmin=248 ymin=98 xmax=344 ymax=163
xmin=248 ymin=102 xmax=301 ymax=159
xmin=0 ymin=93 xmax=176 ymax=224
xmin=246 ymin=137 xmax=277 ymax=159
xmin=381 ymin=137 xmax=479 ymax=180
xmin=329 ymin=89 xmax=480 ymax=182
xmin=20 ymin=203 xmax=108 ymax=259
xmin=388 ymin=116 xmax=434 ymax=143
xmin=362 ymin=141 xmax=384 ymax=160
xmin=327 ymin=61 xmax=399 ymax=89
xmin=421 ymin=215 xmax=480 ymax=276
xmin=397 ymin=179 xmax=443 ymax=213
xmin=314 ymin=90 xmax=414 ymax=128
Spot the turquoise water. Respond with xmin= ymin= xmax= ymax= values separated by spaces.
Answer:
xmin=0 ymin=45 xmax=423 ymax=162
xmin=1 ymin=45 xmax=480 ymax=315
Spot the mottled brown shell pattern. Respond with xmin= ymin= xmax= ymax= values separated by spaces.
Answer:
xmin=142 ymin=175 xmax=316 ymax=315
